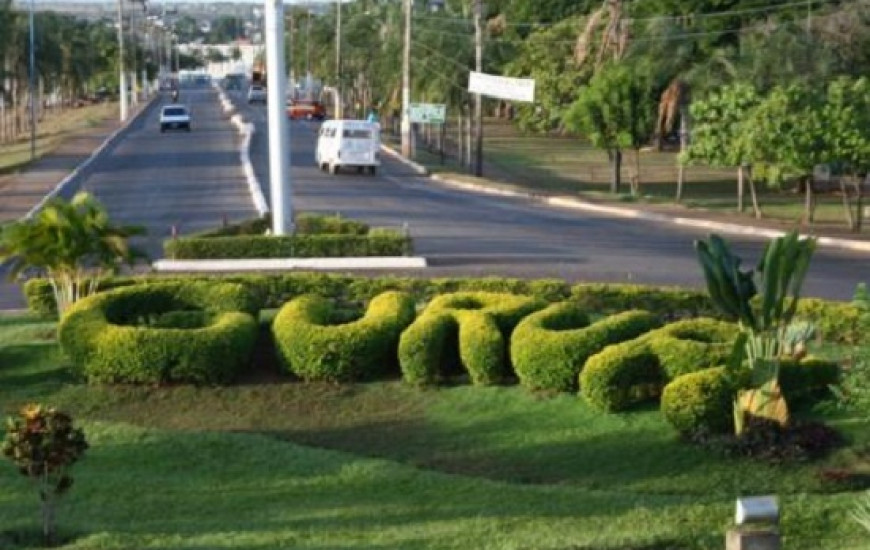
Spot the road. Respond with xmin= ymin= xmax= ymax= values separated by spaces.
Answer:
xmin=1 ymin=87 xmax=867 ymax=310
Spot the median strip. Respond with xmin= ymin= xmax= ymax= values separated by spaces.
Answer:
xmin=153 ymin=256 xmax=428 ymax=272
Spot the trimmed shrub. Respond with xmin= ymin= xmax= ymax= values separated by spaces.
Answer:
xmin=195 ymin=213 xmax=369 ymax=237
xmin=164 ymin=231 xmax=412 ymax=260
xmin=272 ymin=291 xmax=416 ymax=382
xmin=511 ymin=305 xmax=660 ymax=392
xmin=779 ymin=356 xmax=840 ymax=401
xmin=661 ymin=367 xmax=737 ymax=434
xmin=643 ymin=318 xmax=738 ymax=379
xmin=398 ymin=292 xmax=545 ymax=386
xmin=580 ymin=341 xmax=665 ymax=411
xmin=570 ymin=283 xmax=716 ymax=319
xmin=58 ymin=282 xmax=258 ymax=384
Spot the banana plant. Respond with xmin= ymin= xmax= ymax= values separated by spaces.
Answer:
xmin=695 ymin=230 xmax=817 ymax=434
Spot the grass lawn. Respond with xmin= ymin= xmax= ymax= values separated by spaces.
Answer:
xmin=1 ymin=312 xmax=868 ymax=549
xmin=0 ymin=103 xmax=117 ymax=175
xmin=396 ymin=120 xmax=865 ymax=232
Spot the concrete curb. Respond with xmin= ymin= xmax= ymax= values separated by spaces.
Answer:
xmin=426 ymin=174 xmax=870 ymax=254
xmin=380 ymin=143 xmax=428 ymax=175
xmin=154 ymin=256 xmax=428 ymax=272
xmin=24 ymin=95 xmax=160 ymax=220
xmin=220 ymin=88 xmax=269 ymax=217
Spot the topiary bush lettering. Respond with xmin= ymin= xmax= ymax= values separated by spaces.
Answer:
xmin=272 ymin=291 xmax=416 ymax=382
xmin=511 ymin=305 xmax=660 ymax=392
xmin=58 ymin=282 xmax=258 ymax=384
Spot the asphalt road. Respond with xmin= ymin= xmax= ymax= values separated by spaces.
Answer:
xmin=1 ymin=88 xmax=866 ymax=310
xmin=235 ymin=95 xmax=868 ymax=301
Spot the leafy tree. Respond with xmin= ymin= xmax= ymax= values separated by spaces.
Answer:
xmin=2 ymin=404 xmax=88 ymax=546
xmin=563 ymin=62 xmax=656 ymax=194
xmin=0 ymin=192 xmax=147 ymax=316
xmin=682 ymin=83 xmax=762 ymax=215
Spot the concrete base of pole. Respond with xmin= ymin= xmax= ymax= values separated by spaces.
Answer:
xmin=725 ymin=528 xmax=780 ymax=550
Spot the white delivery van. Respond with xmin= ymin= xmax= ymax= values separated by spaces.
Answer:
xmin=316 ymin=120 xmax=381 ymax=175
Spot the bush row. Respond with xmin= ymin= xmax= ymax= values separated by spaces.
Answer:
xmin=26 ymin=275 xmax=864 ymax=344
xmin=163 ymin=231 xmax=412 ymax=260
xmin=272 ymin=291 xmax=415 ymax=382
xmin=511 ymin=305 xmax=661 ymax=392
xmin=198 ymin=213 xmax=370 ymax=238
xmin=58 ymin=282 xmax=259 ymax=385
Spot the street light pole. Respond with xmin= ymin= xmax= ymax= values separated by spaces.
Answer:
xmin=335 ymin=0 xmax=342 ymax=118
xmin=473 ymin=0 xmax=483 ymax=177
xmin=28 ymin=0 xmax=36 ymax=160
xmin=400 ymin=0 xmax=411 ymax=158
xmin=117 ymin=0 xmax=128 ymax=121
xmin=264 ymin=0 xmax=292 ymax=235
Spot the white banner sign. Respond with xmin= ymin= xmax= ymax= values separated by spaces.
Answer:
xmin=468 ymin=72 xmax=535 ymax=103
xmin=409 ymin=103 xmax=447 ymax=124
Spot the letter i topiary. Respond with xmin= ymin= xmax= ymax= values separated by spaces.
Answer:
xmin=2 ymin=404 xmax=88 ymax=546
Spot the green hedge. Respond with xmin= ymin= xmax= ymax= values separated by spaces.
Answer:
xmin=164 ymin=231 xmax=412 ymax=260
xmin=195 ymin=213 xmax=370 ymax=238
xmin=660 ymin=367 xmax=738 ymax=434
xmin=398 ymin=292 xmax=545 ymax=386
xmin=58 ymin=282 xmax=258 ymax=384
xmin=643 ymin=318 xmax=737 ymax=379
xmin=23 ymin=275 xmax=866 ymax=345
xmin=660 ymin=357 xmax=840 ymax=435
xmin=511 ymin=305 xmax=661 ymax=392
xmin=272 ymin=291 xmax=416 ymax=382
xmin=580 ymin=341 xmax=665 ymax=412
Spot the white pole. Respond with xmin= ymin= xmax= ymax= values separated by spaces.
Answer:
xmin=118 ymin=0 xmax=128 ymax=121
xmin=264 ymin=0 xmax=292 ymax=235
xmin=400 ymin=0 xmax=411 ymax=157
xmin=28 ymin=0 xmax=36 ymax=160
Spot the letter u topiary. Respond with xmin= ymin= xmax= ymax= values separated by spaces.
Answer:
xmin=272 ymin=291 xmax=416 ymax=382
xmin=511 ymin=305 xmax=660 ymax=392
xmin=58 ymin=282 xmax=259 ymax=384
xmin=398 ymin=292 xmax=545 ymax=386
xmin=643 ymin=317 xmax=738 ymax=380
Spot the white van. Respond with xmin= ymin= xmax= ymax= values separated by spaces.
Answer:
xmin=316 ymin=120 xmax=381 ymax=175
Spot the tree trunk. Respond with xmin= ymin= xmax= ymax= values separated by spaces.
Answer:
xmin=747 ymin=166 xmax=762 ymax=219
xmin=631 ymin=148 xmax=641 ymax=197
xmin=738 ymin=165 xmax=745 ymax=213
xmin=611 ymin=149 xmax=622 ymax=194
xmin=456 ymin=112 xmax=464 ymax=167
xmin=804 ymin=175 xmax=815 ymax=225
xmin=854 ymin=177 xmax=865 ymax=233
xmin=840 ymin=175 xmax=855 ymax=230
xmin=676 ymin=164 xmax=685 ymax=202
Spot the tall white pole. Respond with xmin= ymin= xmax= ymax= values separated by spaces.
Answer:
xmin=117 ymin=0 xmax=128 ymax=121
xmin=265 ymin=0 xmax=292 ymax=235
xmin=335 ymin=0 xmax=342 ymax=118
xmin=473 ymin=0 xmax=483 ymax=177
xmin=400 ymin=0 xmax=411 ymax=157
xmin=28 ymin=0 xmax=36 ymax=160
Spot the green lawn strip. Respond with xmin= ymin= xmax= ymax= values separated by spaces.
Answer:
xmin=1 ymin=313 xmax=868 ymax=549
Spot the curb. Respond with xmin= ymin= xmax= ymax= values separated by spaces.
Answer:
xmin=219 ymin=88 xmax=269 ymax=217
xmin=380 ymin=143 xmax=428 ymax=175
xmin=24 ymin=95 xmax=160 ymax=219
xmin=423 ymin=173 xmax=870 ymax=254
xmin=153 ymin=256 xmax=428 ymax=272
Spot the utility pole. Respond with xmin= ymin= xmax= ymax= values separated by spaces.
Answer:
xmin=473 ymin=0 xmax=484 ymax=177
xmin=335 ymin=0 xmax=342 ymax=118
xmin=400 ymin=0 xmax=412 ymax=158
xmin=265 ymin=0 xmax=293 ymax=235
xmin=117 ymin=0 xmax=128 ymax=121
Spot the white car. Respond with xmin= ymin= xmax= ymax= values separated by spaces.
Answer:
xmin=159 ymin=105 xmax=191 ymax=132
xmin=247 ymin=85 xmax=267 ymax=104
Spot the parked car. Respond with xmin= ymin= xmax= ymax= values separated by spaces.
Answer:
xmin=247 ymin=85 xmax=267 ymax=104
xmin=287 ymin=99 xmax=327 ymax=120
xmin=159 ymin=105 xmax=191 ymax=132
xmin=316 ymin=119 xmax=380 ymax=175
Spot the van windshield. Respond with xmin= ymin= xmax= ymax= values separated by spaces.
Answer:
xmin=343 ymin=129 xmax=372 ymax=139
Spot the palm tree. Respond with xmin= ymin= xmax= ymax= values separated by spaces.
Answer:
xmin=0 ymin=192 xmax=147 ymax=316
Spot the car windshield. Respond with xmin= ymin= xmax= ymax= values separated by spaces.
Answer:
xmin=163 ymin=107 xmax=187 ymax=116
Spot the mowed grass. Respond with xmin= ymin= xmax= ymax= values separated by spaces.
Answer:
xmin=401 ymin=119 xmax=864 ymax=230
xmin=1 ymin=312 xmax=868 ymax=549
xmin=0 ymin=102 xmax=117 ymax=175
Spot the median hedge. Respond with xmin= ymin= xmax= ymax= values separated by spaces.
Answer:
xmin=511 ymin=305 xmax=661 ymax=392
xmin=398 ymin=292 xmax=545 ymax=386
xmin=272 ymin=291 xmax=416 ymax=382
xmin=58 ymin=281 xmax=258 ymax=384
xmin=200 ymin=213 xmax=369 ymax=237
